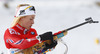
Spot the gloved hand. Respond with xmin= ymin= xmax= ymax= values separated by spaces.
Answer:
xmin=39 ymin=32 xmax=53 ymax=41
xmin=39 ymin=32 xmax=58 ymax=50
xmin=43 ymin=40 xmax=57 ymax=50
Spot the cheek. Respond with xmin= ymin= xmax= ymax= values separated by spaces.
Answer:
xmin=25 ymin=21 xmax=30 ymax=25
xmin=23 ymin=20 xmax=30 ymax=25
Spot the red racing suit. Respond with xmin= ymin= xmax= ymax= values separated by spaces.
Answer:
xmin=4 ymin=23 xmax=40 ymax=50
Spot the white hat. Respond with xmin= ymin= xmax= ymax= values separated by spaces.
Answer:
xmin=11 ymin=6 xmax=36 ymax=27
xmin=15 ymin=6 xmax=36 ymax=17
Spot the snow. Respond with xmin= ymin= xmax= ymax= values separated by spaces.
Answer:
xmin=0 ymin=0 xmax=100 ymax=54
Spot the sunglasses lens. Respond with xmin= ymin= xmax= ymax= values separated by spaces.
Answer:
xmin=29 ymin=6 xmax=35 ymax=11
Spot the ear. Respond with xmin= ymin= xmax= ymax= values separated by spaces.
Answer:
xmin=20 ymin=17 xmax=25 ymax=21
xmin=18 ymin=17 xmax=25 ymax=25
xmin=20 ymin=18 xmax=23 ymax=21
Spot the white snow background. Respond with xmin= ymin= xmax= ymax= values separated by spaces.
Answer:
xmin=0 ymin=0 xmax=100 ymax=54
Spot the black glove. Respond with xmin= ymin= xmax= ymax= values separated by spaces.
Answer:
xmin=43 ymin=40 xmax=57 ymax=50
xmin=39 ymin=32 xmax=58 ymax=50
xmin=39 ymin=32 xmax=53 ymax=41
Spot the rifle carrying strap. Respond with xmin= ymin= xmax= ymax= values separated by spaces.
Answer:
xmin=59 ymin=38 xmax=68 ymax=54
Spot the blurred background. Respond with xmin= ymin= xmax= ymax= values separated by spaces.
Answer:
xmin=0 ymin=0 xmax=100 ymax=54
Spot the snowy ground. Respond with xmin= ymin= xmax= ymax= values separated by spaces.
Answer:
xmin=0 ymin=0 xmax=100 ymax=54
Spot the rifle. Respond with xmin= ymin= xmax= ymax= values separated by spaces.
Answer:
xmin=15 ymin=17 xmax=99 ymax=54
xmin=32 ymin=17 xmax=99 ymax=51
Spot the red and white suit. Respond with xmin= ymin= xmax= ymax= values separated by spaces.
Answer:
xmin=4 ymin=23 xmax=40 ymax=53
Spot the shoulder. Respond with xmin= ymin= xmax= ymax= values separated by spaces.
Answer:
xmin=8 ymin=27 xmax=17 ymax=34
xmin=4 ymin=28 xmax=12 ymax=39
xmin=4 ymin=28 xmax=13 ymax=34
xmin=30 ymin=28 xmax=37 ymax=32
xmin=5 ymin=27 xmax=18 ymax=35
xmin=4 ymin=28 xmax=10 ymax=35
xmin=29 ymin=28 xmax=38 ymax=35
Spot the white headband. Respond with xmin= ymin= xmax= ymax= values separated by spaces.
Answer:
xmin=15 ymin=6 xmax=36 ymax=17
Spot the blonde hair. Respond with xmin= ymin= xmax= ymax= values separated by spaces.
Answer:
xmin=11 ymin=4 xmax=30 ymax=27
xmin=17 ymin=4 xmax=30 ymax=8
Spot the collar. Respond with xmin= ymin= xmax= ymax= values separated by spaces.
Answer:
xmin=14 ymin=23 xmax=28 ymax=34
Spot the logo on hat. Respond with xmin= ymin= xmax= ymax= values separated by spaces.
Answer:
xmin=15 ymin=6 xmax=36 ymax=17
xmin=19 ymin=10 xmax=26 ymax=15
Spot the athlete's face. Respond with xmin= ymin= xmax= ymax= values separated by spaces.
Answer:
xmin=20 ymin=15 xmax=35 ymax=30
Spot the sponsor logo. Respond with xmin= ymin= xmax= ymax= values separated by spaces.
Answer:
xmin=19 ymin=10 xmax=26 ymax=15
xmin=9 ymin=28 xmax=20 ymax=35
xmin=31 ymin=32 xmax=35 ymax=35
xmin=16 ymin=25 xmax=23 ymax=30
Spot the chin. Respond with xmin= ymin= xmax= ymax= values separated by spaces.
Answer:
xmin=28 ymin=27 xmax=31 ymax=29
xmin=26 ymin=28 xmax=30 ymax=30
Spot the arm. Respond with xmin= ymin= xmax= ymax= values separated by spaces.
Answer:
xmin=5 ymin=29 xmax=40 ymax=49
